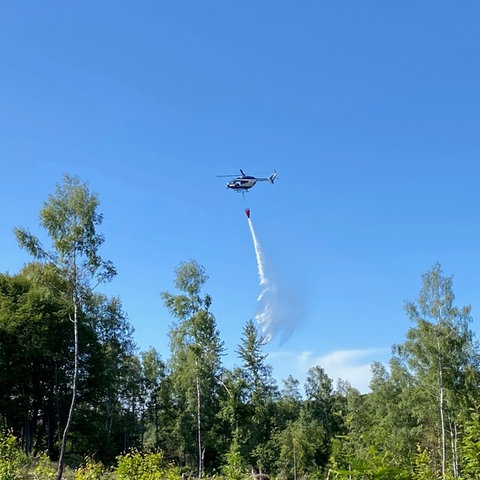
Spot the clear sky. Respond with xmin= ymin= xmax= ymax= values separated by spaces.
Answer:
xmin=2 ymin=2 xmax=480 ymax=393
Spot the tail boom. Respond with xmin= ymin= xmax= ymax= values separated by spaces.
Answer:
xmin=269 ymin=171 xmax=277 ymax=183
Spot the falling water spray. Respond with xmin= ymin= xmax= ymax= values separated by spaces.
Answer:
xmin=247 ymin=217 xmax=267 ymax=293
xmin=246 ymin=213 xmax=273 ymax=340
xmin=245 ymin=208 xmax=302 ymax=344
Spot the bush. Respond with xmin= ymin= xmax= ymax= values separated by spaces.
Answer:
xmin=221 ymin=441 xmax=248 ymax=480
xmin=115 ymin=450 xmax=180 ymax=480
xmin=75 ymin=457 xmax=107 ymax=480
xmin=33 ymin=453 xmax=57 ymax=480
xmin=0 ymin=431 xmax=23 ymax=480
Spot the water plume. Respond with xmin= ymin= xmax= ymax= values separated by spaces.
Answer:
xmin=246 ymin=217 xmax=274 ymax=342
xmin=247 ymin=215 xmax=303 ymax=344
xmin=247 ymin=217 xmax=269 ymax=295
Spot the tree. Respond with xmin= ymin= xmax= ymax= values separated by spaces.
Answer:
xmin=162 ymin=260 xmax=224 ymax=476
xmin=0 ymin=265 xmax=134 ymax=463
xmin=326 ymin=383 xmax=365 ymax=478
xmin=236 ymin=319 xmax=278 ymax=473
xmin=215 ymin=366 xmax=247 ymax=459
xmin=359 ymin=360 xmax=417 ymax=477
xmin=303 ymin=366 xmax=336 ymax=470
xmin=396 ymin=263 xmax=480 ymax=480
xmin=276 ymin=375 xmax=302 ymax=428
xmin=460 ymin=409 xmax=480 ymax=479
xmin=140 ymin=348 xmax=167 ymax=449
xmin=117 ymin=353 xmax=144 ymax=451
xmin=0 ymin=268 xmax=70 ymax=455
xmin=81 ymin=293 xmax=135 ymax=461
xmin=62 ymin=292 xmax=136 ymax=462
xmin=14 ymin=174 xmax=116 ymax=480
xmin=275 ymin=409 xmax=325 ymax=479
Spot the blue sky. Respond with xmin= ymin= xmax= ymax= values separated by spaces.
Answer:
xmin=2 ymin=2 xmax=480 ymax=393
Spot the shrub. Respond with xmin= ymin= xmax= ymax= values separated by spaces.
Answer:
xmin=221 ymin=441 xmax=248 ymax=480
xmin=0 ymin=432 xmax=22 ymax=480
xmin=116 ymin=450 xmax=180 ymax=480
xmin=33 ymin=453 xmax=57 ymax=480
xmin=75 ymin=457 xmax=107 ymax=480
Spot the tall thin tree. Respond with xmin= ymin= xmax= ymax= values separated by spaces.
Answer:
xmin=236 ymin=319 xmax=278 ymax=472
xmin=14 ymin=174 xmax=116 ymax=480
xmin=162 ymin=260 xmax=223 ymax=477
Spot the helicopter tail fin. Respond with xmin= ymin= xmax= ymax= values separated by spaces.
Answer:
xmin=269 ymin=171 xmax=277 ymax=183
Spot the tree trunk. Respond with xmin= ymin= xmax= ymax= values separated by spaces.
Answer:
xmin=293 ymin=441 xmax=297 ymax=480
xmin=449 ymin=419 xmax=459 ymax=479
xmin=56 ymin=300 xmax=78 ymax=480
xmin=438 ymin=349 xmax=446 ymax=480
xmin=196 ymin=374 xmax=203 ymax=478
xmin=154 ymin=398 xmax=159 ymax=449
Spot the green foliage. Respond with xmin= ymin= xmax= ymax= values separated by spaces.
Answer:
xmin=75 ymin=457 xmax=107 ymax=480
xmin=460 ymin=409 xmax=480 ymax=479
xmin=396 ymin=264 xmax=479 ymax=479
xmin=327 ymin=445 xmax=411 ymax=480
xmin=163 ymin=261 xmax=224 ymax=473
xmin=33 ymin=453 xmax=57 ymax=480
xmin=116 ymin=450 xmax=179 ymax=480
xmin=236 ymin=319 xmax=278 ymax=471
xmin=9 ymin=187 xmax=480 ymax=480
xmin=0 ymin=432 xmax=22 ymax=480
xmin=0 ymin=269 xmax=71 ymax=457
xmin=275 ymin=412 xmax=325 ymax=477
xmin=13 ymin=174 xmax=119 ymax=480
xmin=413 ymin=445 xmax=438 ymax=480
xmin=221 ymin=436 xmax=247 ymax=480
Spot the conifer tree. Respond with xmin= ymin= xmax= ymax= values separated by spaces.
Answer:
xmin=236 ymin=319 xmax=278 ymax=472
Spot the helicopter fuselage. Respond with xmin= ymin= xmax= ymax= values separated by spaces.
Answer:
xmin=226 ymin=176 xmax=258 ymax=191
xmin=222 ymin=170 xmax=276 ymax=192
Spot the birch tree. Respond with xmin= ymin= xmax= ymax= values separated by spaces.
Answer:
xmin=14 ymin=174 xmax=116 ymax=480
xmin=396 ymin=263 xmax=480 ymax=480
xmin=162 ymin=260 xmax=224 ymax=476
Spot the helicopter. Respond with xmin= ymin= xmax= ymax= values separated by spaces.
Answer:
xmin=218 ymin=169 xmax=277 ymax=193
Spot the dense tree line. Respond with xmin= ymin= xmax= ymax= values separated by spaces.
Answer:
xmin=2 ymin=176 xmax=480 ymax=479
